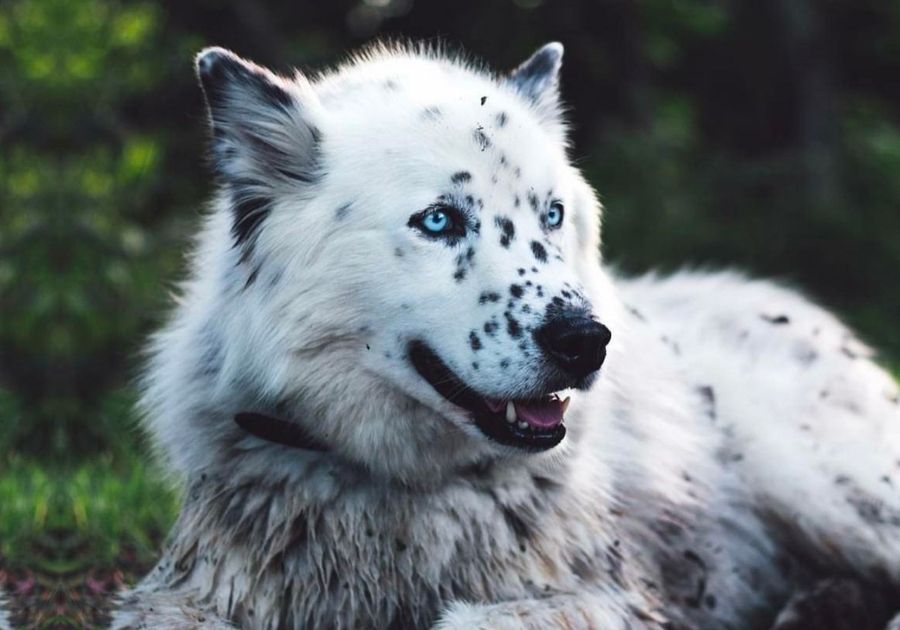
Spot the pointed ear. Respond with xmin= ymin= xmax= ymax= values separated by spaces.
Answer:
xmin=196 ymin=47 xmax=321 ymax=250
xmin=508 ymin=42 xmax=564 ymax=113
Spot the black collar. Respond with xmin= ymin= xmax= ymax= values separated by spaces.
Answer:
xmin=234 ymin=412 xmax=330 ymax=453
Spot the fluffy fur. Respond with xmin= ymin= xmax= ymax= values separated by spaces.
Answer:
xmin=112 ymin=42 xmax=900 ymax=629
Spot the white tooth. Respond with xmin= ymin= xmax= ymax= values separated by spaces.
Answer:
xmin=506 ymin=401 xmax=516 ymax=423
xmin=517 ymin=421 xmax=529 ymax=430
xmin=561 ymin=396 xmax=571 ymax=413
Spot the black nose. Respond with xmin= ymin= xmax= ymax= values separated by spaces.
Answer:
xmin=534 ymin=312 xmax=612 ymax=378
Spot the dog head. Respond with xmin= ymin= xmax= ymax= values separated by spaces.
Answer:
xmin=145 ymin=43 xmax=617 ymax=483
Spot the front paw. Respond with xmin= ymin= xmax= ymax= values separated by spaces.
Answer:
xmin=434 ymin=598 xmax=669 ymax=630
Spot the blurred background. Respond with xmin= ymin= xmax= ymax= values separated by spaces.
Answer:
xmin=0 ymin=0 xmax=898 ymax=626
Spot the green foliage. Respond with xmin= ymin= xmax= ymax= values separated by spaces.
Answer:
xmin=0 ymin=0 xmax=198 ymax=457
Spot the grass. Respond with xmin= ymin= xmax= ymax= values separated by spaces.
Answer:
xmin=0 ymin=452 xmax=179 ymax=628
xmin=0 ymin=454 xmax=179 ymax=571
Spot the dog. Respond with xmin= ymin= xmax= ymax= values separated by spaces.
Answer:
xmin=112 ymin=42 xmax=900 ymax=629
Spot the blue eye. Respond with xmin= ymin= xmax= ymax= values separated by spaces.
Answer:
xmin=422 ymin=209 xmax=450 ymax=233
xmin=546 ymin=202 xmax=564 ymax=229
xmin=410 ymin=205 xmax=466 ymax=239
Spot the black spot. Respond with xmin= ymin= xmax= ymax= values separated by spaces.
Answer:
xmin=761 ymin=314 xmax=791 ymax=325
xmin=510 ymin=284 xmax=524 ymax=298
xmin=394 ymin=248 xmax=404 ymax=258
xmin=395 ymin=538 xmax=408 ymax=552
xmin=848 ymin=492 xmax=900 ymax=526
xmin=697 ymin=385 xmax=716 ymax=420
xmin=626 ymin=305 xmax=646 ymax=321
xmin=243 ymin=265 xmax=260 ymax=290
xmin=480 ymin=95 xmax=487 ymax=106
xmin=484 ymin=320 xmax=499 ymax=336
xmin=421 ymin=106 xmax=442 ymax=120
xmin=451 ymin=171 xmax=472 ymax=184
xmin=517 ymin=268 xmax=526 ymax=276
xmin=502 ymin=507 xmax=531 ymax=542
xmin=795 ymin=344 xmax=819 ymax=365
xmin=469 ymin=331 xmax=483 ymax=351
xmin=496 ymin=111 xmax=508 ymax=127
xmin=465 ymin=194 xmax=475 ymax=207
xmin=495 ymin=216 xmax=515 ymax=247
xmin=384 ymin=79 xmax=398 ymax=90
xmin=527 ymin=191 xmax=540 ymax=211
xmin=661 ymin=335 xmax=681 ymax=355
xmin=505 ymin=312 xmax=522 ymax=338
xmin=561 ymin=290 xmax=571 ymax=298
xmin=472 ymin=362 xmax=479 ymax=370
xmin=473 ymin=126 xmax=491 ymax=151
xmin=530 ymin=241 xmax=548 ymax=263
xmin=500 ymin=358 xmax=510 ymax=368
xmin=454 ymin=268 xmax=466 ymax=282
xmin=466 ymin=247 xmax=475 ymax=262
xmin=513 ymin=195 xmax=521 ymax=208
xmin=514 ymin=166 xmax=521 ymax=179
xmin=335 ymin=202 xmax=353 ymax=220
xmin=479 ymin=292 xmax=501 ymax=304
xmin=532 ymin=474 xmax=561 ymax=493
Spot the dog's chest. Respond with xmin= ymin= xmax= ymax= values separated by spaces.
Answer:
xmin=166 ymin=476 xmax=638 ymax=629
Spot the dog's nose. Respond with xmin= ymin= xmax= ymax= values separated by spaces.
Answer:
xmin=534 ymin=311 xmax=612 ymax=378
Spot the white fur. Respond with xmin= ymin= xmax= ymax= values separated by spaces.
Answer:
xmin=112 ymin=43 xmax=900 ymax=629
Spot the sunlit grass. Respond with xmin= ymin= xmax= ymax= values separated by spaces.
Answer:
xmin=0 ymin=453 xmax=179 ymax=572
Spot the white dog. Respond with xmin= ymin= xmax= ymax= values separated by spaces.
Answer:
xmin=112 ymin=42 xmax=900 ymax=629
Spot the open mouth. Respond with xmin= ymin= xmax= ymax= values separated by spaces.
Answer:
xmin=408 ymin=341 xmax=567 ymax=451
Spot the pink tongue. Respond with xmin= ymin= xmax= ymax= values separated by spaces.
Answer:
xmin=514 ymin=399 xmax=565 ymax=429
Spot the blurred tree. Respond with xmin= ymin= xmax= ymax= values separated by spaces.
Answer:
xmin=0 ymin=0 xmax=201 ymax=457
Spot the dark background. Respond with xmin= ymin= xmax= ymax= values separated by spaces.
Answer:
xmin=0 ymin=0 xmax=898 ymax=623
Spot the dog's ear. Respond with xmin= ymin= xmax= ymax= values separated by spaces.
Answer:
xmin=196 ymin=47 xmax=320 ymax=249
xmin=508 ymin=42 xmax=564 ymax=121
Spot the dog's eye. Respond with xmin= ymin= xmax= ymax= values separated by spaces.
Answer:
xmin=546 ymin=202 xmax=564 ymax=229
xmin=422 ymin=209 xmax=451 ymax=233
xmin=410 ymin=205 xmax=466 ymax=239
